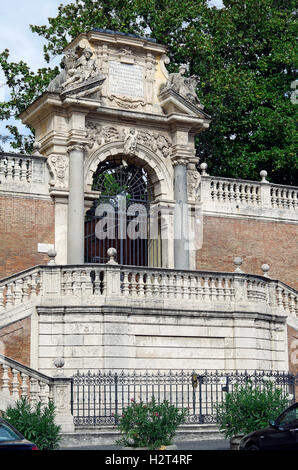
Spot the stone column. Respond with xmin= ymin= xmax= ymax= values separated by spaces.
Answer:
xmin=173 ymin=161 xmax=189 ymax=270
xmin=67 ymin=145 xmax=85 ymax=264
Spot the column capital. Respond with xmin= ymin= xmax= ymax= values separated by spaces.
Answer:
xmin=67 ymin=143 xmax=86 ymax=154
xmin=172 ymin=158 xmax=189 ymax=167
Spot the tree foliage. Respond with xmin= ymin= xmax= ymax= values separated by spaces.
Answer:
xmin=0 ymin=0 xmax=297 ymax=183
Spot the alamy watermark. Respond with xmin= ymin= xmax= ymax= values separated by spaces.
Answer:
xmin=94 ymin=199 xmax=204 ymax=251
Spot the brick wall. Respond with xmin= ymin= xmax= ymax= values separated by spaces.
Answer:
xmin=287 ymin=325 xmax=298 ymax=400
xmin=196 ymin=215 xmax=298 ymax=290
xmin=0 ymin=317 xmax=31 ymax=366
xmin=0 ymin=195 xmax=55 ymax=279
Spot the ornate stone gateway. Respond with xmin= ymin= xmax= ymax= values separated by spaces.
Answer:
xmin=20 ymin=29 xmax=211 ymax=269
xmin=85 ymin=161 xmax=154 ymax=266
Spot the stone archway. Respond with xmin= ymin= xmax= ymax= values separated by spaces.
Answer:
xmin=84 ymin=141 xmax=173 ymax=201
xmin=84 ymin=143 xmax=174 ymax=267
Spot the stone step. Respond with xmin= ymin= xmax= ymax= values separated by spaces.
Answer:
xmin=59 ymin=424 xmax=223 ymax=448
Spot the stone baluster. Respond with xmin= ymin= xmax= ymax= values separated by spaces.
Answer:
xmin=289 ymin=293 xmax=297 ymax=316
xmin=14 ymin=278 xmax=24 ymax=305
xmin=13 ymin=158 xmax=21 ymax=180
xmin=0 ymin=157 xmax=6 ymax=179
xmin=151 ymin=274 xmax=158 ymax=297
xmin=30 ymin=377 xmax=39 ymax=407
xmin=2 ymin=363 xmax=10 ymax=394
xmin=175 ymin=274 xmax=182 ymax=299
xmin=276 ymin=286 xmax=284 ymax=308
xmin=138 ymin=271 xmax=145 ymax=297
xmin=167 ymin=273 xmax=175 ymax=300
xmin=0 ymin=285 xmax=5 ymax=307
xmin=210 ymin=277 xmax=217 ymax=300
xmin=200 ymin=276 xmax=207 ymax=300
xmin=218 ymin=181 xmax=224 ymax=202
xmin=121 ymin=270 xmax=130 ymax=297
xmin=20 ymin=372 xmax=29 ymax=399
xmin=189 ymin=274 xmax=195 ymax=300
xmin=6 ymin=157 xmax=14 ymax=181
xmin=5 ymin=284 xmax=13 ymax=306
xmin=145 ymin=272 xmax=152 ymax=298
xmin=20 ymin=158 xmax=28 ymax=181
xmin=217 ymin=277 xmax=225 ymax=302
xmin=159 ymin=273 xmax=167 ymax=299
xmin=12 ymin=369 xmax=19 ymax=399
xmin=94 ymin=269 xmax=102 ymax=295
xmin=39 ymin=382 xmax=49 ymax=405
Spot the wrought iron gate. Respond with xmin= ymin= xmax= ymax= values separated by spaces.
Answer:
xmin=70 ymin=370 xmax=296 ymax=426
xmin=85 ymin=161 xmax=155 ymax=266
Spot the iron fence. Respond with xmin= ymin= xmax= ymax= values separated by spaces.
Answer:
xmin=71 ymin=370 xmax=296 ymax=427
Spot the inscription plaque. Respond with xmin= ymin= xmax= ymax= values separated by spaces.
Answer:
xmin=109 ymin=61 xmax=144 ymax=99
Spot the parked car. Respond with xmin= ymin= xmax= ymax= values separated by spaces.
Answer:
xmin=240 ymin=402 xmax=298 ymax=450
xmin=0 ymin=418 xmax=39 ymax=450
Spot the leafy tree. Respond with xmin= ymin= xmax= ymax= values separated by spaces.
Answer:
xmin=193 ymin=0 xmax=298 ymax=184
xmin=0 ymin=0 xmax=297 ymax=183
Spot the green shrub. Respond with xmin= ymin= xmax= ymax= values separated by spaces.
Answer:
xmin=216 ymin=378 xmax=292 ymax=439
xmin=2 ymin=397 xmax=61 ymax=450
xmin=115 ymin=397 xmax=188 ymax=449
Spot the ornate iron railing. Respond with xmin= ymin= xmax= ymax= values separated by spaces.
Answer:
xmin=71 ymin=369 xmax=296 ymax=427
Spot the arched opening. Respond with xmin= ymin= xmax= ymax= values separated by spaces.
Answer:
xmin=85 ymin=159 xmax=161 ymax=266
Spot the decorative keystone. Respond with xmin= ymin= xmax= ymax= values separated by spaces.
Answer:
xmin=200 ymin=162 xmax=209 ymax=176
xmin=260 ymin=170 xmax=269 ymax=183
xmin=233 ymin=257 xmax=244 ymax=273
xmin=47 ymin=248 xmax=57 ymax=266
xmin=261 ymin=264 xmax=270 ymax=278
xmin=107 ymin=247 xmax=118 ymax=265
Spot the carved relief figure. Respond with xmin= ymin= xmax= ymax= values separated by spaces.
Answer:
xmin=123 ymin=128 xmax=138 ymax=155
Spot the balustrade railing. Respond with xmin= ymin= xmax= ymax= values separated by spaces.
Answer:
xmin=0 ymin=353 xmax=56 ymax=406
xmin=0 ymin=261 xmax=297 ymax=320
xmin=0 ymin=267 xmax=42 ymax=309
xmin=0 ymin=353 xmax=74 ymax=431
xmin=199 ymin=165 xmax=298 ymax=217
xmin=0 ymin=154 xmax=32 ymax=183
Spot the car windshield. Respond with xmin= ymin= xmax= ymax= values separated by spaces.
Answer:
xmin=278 ymin=406 xmax=298 ymax=426
xmin=0 ymin=423 xmax=21 ymax=441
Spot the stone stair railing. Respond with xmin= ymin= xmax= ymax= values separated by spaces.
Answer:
xmin=0 ymin=253 xmax=297 ymax=320
xmin=199 ymin=164 xmax=298 ymax=221
xmin=0 ymin=353 xmax=73 ymax=432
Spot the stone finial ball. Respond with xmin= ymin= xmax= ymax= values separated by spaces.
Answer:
xmin=48 ymin=248 xmax=57 ymax=258
xmin=54 ymin=357 xmax=65 ymax=368
xmin=107 ymin=247 xmax=117 ymax=257
xmin=233 ymin=257 xmax=243 ymax=266
xmin=260 ymin=170 xmax=268 ymax=182
xmin=200 ymin=162 xmax=208 ymax=170
xmin=261 ymin=264 xmax=270 ymax=277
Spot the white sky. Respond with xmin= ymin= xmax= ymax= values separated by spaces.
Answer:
xmin=0 ymin=0 xmax=223 ymax=150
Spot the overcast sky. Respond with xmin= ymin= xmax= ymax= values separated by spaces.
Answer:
xmin=0 ymin=0 xmax=223 ymax=149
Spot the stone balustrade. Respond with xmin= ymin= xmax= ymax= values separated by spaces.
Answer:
xmin=0 ymin=152 xmax=49 ymax=195
xmin=0 ymin=267 xmax=42 ymax=309
xmin=199 ymin=164 xmax=298 ymax=222
xmin=0 ymin=353 xmax=73 ymax=432
xmin=0 ymin=260 xmax=296 ymax=320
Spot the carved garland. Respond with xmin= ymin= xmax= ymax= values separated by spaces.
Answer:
xmin=86 ymin=123 xmax=172 ymax=159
